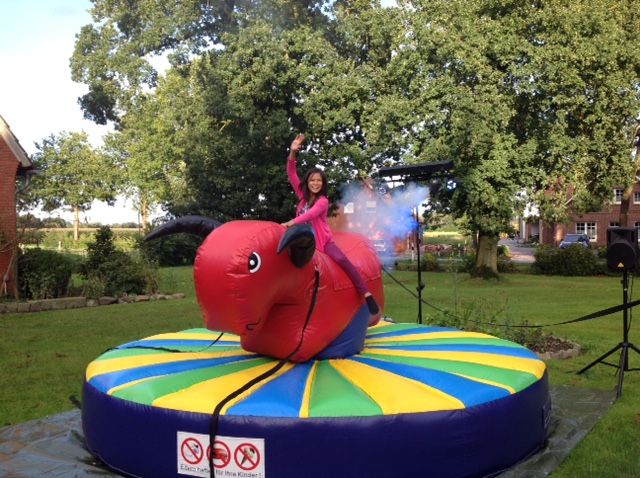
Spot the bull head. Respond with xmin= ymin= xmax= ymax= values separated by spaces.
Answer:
xmin=145 ymin=216 xmax=316 ymax=337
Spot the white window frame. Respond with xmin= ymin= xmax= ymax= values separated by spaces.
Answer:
xmin=635 ymin=222 xmax=640 ymax=241
xmin=610 ymin=221 xmax=620 ymax=228
xmin=614 ymin=188 xmax=623 ymax=204
xmin=576 ymin=222 xmax=596 ymax=241
xmin=634 ymin=192 xmax=640 ymax=204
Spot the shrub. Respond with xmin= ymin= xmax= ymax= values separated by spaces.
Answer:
xmin=532 ymin=244 xmax=604 ymax=276
xmin=427 ymin=299 xmax=553 ymax=351
xmin=17 ymin=249 xmax=76 ymax=299
xmin=82 ymin=226 xmax=159 ymax=297
xmin=137 ymin=228 xmax=200 ymax=267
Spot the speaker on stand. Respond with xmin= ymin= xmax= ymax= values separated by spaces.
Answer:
xmin=578 ymin=227 xmax=640 ymax=399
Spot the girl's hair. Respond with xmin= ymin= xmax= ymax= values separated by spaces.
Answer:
xmin=301 ymin=167 xmax=328 ymax=205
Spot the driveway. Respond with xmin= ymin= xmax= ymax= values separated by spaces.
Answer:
xmin=500 ymin=238 xmax=536 ymax=263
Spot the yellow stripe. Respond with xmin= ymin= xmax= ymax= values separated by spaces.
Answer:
xmin=299 ymin=362 xmax=318 ymax=418
xmin=142 ymin=332 xmax=240 ymax=342
xmin=368 ymin=321 xmax=396 ymax=331
xmin=367 ymin=331 xmax=495 ymax=344
xmin=452 ymin=373 xmax=516 ymax=394
xmin=152 ymin=362 xmax=294 ymax=414
xmin=85 ymin=350 xmax=252 ymax=381
xmin=330 ymin=359 xmax=465 ymax=413
xmin=362 ymin=348 xmax=546 ymax=378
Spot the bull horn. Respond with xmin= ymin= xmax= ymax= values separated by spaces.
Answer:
xmin=144 ymin=215 xmax=222 ymax=242
xmin=277 ymin=224 xmax=316 ymax=268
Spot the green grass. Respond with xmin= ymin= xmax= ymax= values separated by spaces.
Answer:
xmin=2 ymin=267 xmax=640 ymax=476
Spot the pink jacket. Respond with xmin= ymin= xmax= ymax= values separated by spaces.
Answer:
xmin=287 ymin=157 xmax=333 ymax=253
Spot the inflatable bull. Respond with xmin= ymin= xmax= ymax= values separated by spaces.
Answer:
xmin=145 ymin=216 xmax=384 ymax=362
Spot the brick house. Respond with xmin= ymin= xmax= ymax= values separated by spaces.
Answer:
xmin=529 ymin=184 xmax=640 ymax=248
xmin=0 ymin=115 xmax=32 ymax=298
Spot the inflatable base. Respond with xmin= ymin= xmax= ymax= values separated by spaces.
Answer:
xmin=83 ymin=322 xmax=551 ymax=478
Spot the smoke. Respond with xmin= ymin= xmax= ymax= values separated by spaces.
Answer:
xmin=336 ymin=180 xmax=430 ymax=256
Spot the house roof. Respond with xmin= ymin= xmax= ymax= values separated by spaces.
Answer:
xmin=0 ymin=114 xmax=32 ymax=170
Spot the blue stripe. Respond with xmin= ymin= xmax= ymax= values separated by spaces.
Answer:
xmin=89 ymin=355 xmax=253 ymax=393
xmin=352 ymin=357 xmax=509 ymax=406
xmin=365 ymin=344 xmax=538 ymax=359
xmin=227 ymin=362 xmax=314 ymax=417
xmin=366 ymin=326 xmax=457 ymax=339
xmin=118 ymin=339 xmax=238 ymax=349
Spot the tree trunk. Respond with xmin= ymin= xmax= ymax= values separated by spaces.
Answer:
xmin=73 ymin=207 xmax=80 ymax=241
xmin=140 ymin=196 xmax=148 ymax=230
xmin=474 ymin=233 xmax=499 ymax=277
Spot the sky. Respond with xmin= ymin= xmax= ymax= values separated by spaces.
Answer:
xmin=1 ymin=0 xmax=396 ymax=225
xmin=0 ymin=0 xmax=154 ymax=225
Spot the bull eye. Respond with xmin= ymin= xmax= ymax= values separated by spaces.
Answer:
xmin=248 ymin=252 xmax=262 ymax=273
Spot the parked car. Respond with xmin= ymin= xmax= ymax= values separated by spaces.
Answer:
xmin=559 ymin=233 xmax=591 ymax=249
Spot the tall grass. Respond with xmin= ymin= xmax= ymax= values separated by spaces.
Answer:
xmin=1 ymin=268 xmax=639 ymax=476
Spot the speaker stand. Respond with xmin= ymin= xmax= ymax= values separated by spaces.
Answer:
xmin=577 ymin=270 xmax=640 ymax=399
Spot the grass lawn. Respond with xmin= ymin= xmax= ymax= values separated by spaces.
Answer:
xmin=2 ymin=267 xmax=640 ymax=476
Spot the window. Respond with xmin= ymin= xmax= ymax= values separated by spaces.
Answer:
xmin=576 ymin=222 xmax=597 ymax=240
xmin=610 ymin=222 xmax=620 ymax=228
xmin=635 ymin=222 xmax=640 ymax=241
xmin=634 ymin=192 xmax=640 ymax=204
xmin=614 ymin=189 xmax=623 ymax=204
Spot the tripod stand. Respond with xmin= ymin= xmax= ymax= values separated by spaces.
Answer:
xmin=577 ymin=270 xmax=640 ymax=399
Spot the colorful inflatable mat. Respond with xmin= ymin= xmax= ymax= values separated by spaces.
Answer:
xmin=83 ymin=322 xmax=551 ymax=478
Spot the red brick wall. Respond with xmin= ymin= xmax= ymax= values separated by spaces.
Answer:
xmin=541 ymin=184 xmax=640 ymax=247
xmin=0 ymin=136 xmax=19 ymax=295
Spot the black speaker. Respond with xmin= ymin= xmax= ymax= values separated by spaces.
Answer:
xmin=607 ymin=227 xmax=639 ymax=272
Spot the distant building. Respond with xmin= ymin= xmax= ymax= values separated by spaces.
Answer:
xmin=0 ymin=115 xmax=33 ymax=298
xmin=522 ymin=184 xmax=640 ymax=247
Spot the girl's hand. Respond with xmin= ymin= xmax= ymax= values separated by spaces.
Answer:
xmin=281 ymin=219 xmax=295 ymax=228
xmin=290 ymin=134 xmax=305 ymax=153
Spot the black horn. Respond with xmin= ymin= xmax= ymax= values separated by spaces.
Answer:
xmin=144 ymin=216 xmax=222 ymax=242
xmin=277 ymin=224 xmax=316 ymax=268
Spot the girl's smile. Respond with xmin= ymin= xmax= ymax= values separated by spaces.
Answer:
xmin=307 ymin=173 xmax=324 ymax=195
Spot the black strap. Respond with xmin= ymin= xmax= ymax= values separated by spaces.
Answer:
xmin=383 ymin=266 xmax=640 ymax=328
xmin=208 ymin=268 xmax=321 ymax=477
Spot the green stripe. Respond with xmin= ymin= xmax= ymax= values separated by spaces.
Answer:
xmin=360 ymin=352 xmax=538 ymax=392
xmin=308 ymin=361 xmax=382 ymax=417
xmin=111 ymin=357 xmax=272 ymax=404
xmin=367 ymin=337 xmax=525 ymax=348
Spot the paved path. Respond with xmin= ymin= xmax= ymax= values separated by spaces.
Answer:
xmin=500 ymin=238 xmax=536 ymax=263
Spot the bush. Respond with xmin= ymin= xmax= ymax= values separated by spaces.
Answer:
xmin=532 ymin=244 xmax=604 ymax=276
xmin=137 ymin=229 xmax=200 ymax=266
xmin=17 ymin=249 xmax=76 ymax=299
xmin=82 ymin=226 xmax=159 ymax=297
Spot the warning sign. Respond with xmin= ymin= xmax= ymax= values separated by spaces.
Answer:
xmin=177 ymin=431 xmax=266 ymax=477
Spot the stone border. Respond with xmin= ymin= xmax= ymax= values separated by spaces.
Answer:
xmin=536 ymin=340 xmax=582 ymax=361
xmin=0 ymin=293 xmax=186 ymax=314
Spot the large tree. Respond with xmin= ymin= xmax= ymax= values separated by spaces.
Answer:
xmin=73 ymin=1 xmax=399 ymax=223
xmin=380 ymin=0 xmax=640 ymax=275
xmin=70 ymin=0 xmax=333 ymax=125
xmin=30 ymin=132 xmax=120 ymax=240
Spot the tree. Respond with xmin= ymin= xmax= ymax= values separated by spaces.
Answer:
xmin=70 ymin=0 xmax=333 ymax=125
xmin=102 ymin=95 xmax=187 ymax=229
xmin=30 ymin=132 xmax=120 ymax=240
xmin=379 ymin=0 xmax=640 ymax=276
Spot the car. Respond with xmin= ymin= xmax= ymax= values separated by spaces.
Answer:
xmin=559 ymin=233 xmax=591 ymax=249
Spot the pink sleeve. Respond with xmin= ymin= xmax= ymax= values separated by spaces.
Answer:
xmin=294 ymin=196 xmax=329 ymax=224
xmin=287 ymin=157 xmax=303 ymax=200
